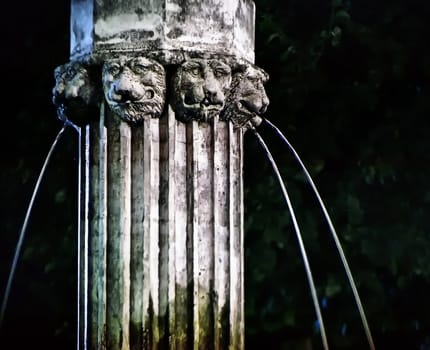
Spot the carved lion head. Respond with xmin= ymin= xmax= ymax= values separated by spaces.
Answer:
xmin=52 ymin=61 xmax=100 ymax=123
xmin=172 ymin=59 xmax=232 ymax=122
xmin=102 ymin=56 xmax=166 ymax=124
xmin=222 ymin=63 xmax=269 ymax=128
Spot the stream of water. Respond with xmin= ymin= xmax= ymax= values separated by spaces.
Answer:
xmin=252 ymin=127 xmax=330 ymax=350
xmin=1 ymin=111 xmax=375 ymax=349
xmin=255 ymin=118 xmax=376 ymax=350
xmin=0 ymin=116 xmax=81 ymax=332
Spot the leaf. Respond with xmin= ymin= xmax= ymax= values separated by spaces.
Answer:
xmin=283 ymin=310 xmax=296 ymax=327
xmin=346 ymin=195 xmax=363 ymax=225
xmin=267 ymin=32 xmax=282 ymax=44
xmin=55 ymin=189 xmax=67 ymax=203
xmin=325 ymin=275 xmax=343 ymax=297
xmin=44 ymin=261 xmax=56 ymax=274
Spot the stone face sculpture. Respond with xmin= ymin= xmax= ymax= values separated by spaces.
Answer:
xmin=102 ymin=56 xmax=166 ymax=123
xmin=222 ymin=63 xmax=269 ymax=128
xmin=172 ymin=59 xmax=232 ymax=122
xmin=52 ymin=61 xmax=100 ymax=123
xmin=53 ymin=57 xmax=269 ymax=129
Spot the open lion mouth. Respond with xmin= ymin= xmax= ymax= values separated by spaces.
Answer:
xmin=223 ymin=101 xmax=261 ymax=128
xmin=53 ymin=94 xmax=87 ymax=109
xmin=238 ymin=99 xmax=268 ymax=115
xmin=237 ymin=100 xmax=257 ymax=118
xmin=182 ymin=96 xmax=224 ymax=111
xmin=110 ymin=96 xmax=156 ymax=108
xmin=176 ymin=96 xmax=225 ymax=122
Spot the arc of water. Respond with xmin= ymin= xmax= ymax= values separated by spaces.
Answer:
xmin=251 ymin=128 xmax=330 ymax=350
xmin=0 ymin=119 xmax=80 ymax=330
xmin=263 ymin=118 xmax=376 ymax=350
xmin=59 ymin=106 xmax=84 ymax=350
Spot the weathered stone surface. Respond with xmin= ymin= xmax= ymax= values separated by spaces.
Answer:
xmin=53 ymin=57 xmax=269 ymax=126
xmin=71 ymin=0 xmax=94 ymax=59
xmin=52 ymin=61 xmax=101 ymax=124
xmin=77 ymin=115 xmax=245 ymax=349
xmin=70 ymin=0 xmax=255 ymax=63
xmin=221 ymin=63 xmax=269 ymax=128
xmin=102 ymin=56 xmax=166 ymax=124
xmin=105 ymin=116 xmax=132 ymax=350
xmin=80 ymin=118 xmax=107 ymax=349
xmin=64 ymin=1 xmax=263 ymax=349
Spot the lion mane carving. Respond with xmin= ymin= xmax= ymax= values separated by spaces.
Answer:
xmin=102 ymin=56 xmax=166 ymax=124
xmin=222 ymin=63 xmax=269 ymax=128
xmin=172 ymin=59 xmax=232 ymax=122
xmin=52 ymin=61 xmax=100 ymax=124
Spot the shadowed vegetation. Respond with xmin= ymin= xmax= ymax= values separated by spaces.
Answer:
xmin=1 ymin=0 xmax=430 ymax=349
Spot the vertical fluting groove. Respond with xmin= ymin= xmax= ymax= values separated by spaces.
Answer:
xmin=213 ymin=119 xmax=230 ymax=350
xmin=79 ymin=127 xmax=89 ymax=350
xmin=106 ymin=115 xmax=131 ymax=350
xmin=98 ymin=106 xmax=108 ymax=350
xmin=84 ymin=125 xmax=91 ymax=350
xmin=166 ymin=108 xmax=176 ymax=349
xmin=166 ymin=106 xmax=176 ymax=349
xmin=150 ymin=117 xmax=161 ymax=349
xmin=229 ymin=126 xmax=244 ymax=350
xmin=142 ymin=119 xmax=151 ymax=347
xmin=142 ymin=117 xmax=161 ymax=348
xmin=191 ymin=121 xmax=199 ymax=350
xmin=130 ymin=123 xmax=145 ymax=350
xmin=159 ymin=111 xmax=172 ymax=349
xmin=173 ymin=113 xmax=189 ymax=350
xmin=238 ymin=130 xmax=244 ymax=350
xmin=165 ymin=109 xmax=176 ymax=349
xmin=191 ymin=121 xmax=215 ymax=350
xmin=228 ymin=124 xmax=235 ymax=349
xmin=152 ymin=117 xmax=161 ymax=349
xmin=82 ymin=107 xmax=107 ymax=350
xmin=185 ymin=122 xmax=194 ymax=350
xmin=88 ymin=121 xmax=101 ymax=349
xmin=184 ymin=123 xmax=196 ymax=349
xmin=83 ymin=112 xmax=244 ymax=350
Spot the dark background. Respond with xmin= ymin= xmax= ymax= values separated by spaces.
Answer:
xmin=1 ymin=0 xmax=430 ymax=349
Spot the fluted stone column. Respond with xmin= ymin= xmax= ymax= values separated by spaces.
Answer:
xmin=52 ymin=1 xmax=269 ymax=349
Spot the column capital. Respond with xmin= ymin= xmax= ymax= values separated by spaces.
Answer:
xmin=60 ymin=0 xmax=269 ymax=127
xmin=52 ymin=57 xmax=269 ymax=127
xmin=71 ymin=0 xmax=256 ymax=63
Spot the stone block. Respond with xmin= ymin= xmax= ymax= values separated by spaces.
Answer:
xmin=71 ymin=0 xmax=255 ymax=63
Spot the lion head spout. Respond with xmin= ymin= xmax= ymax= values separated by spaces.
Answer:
xmin=222 ymin=64 xmax=269 ymax=128
xmin=102 ymin=56 xmax=166 ymax=124
xmin=172 ymin=59 xmax=232 ymax=122
xmin=52 ymin=61 xmax=100 ymax=124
